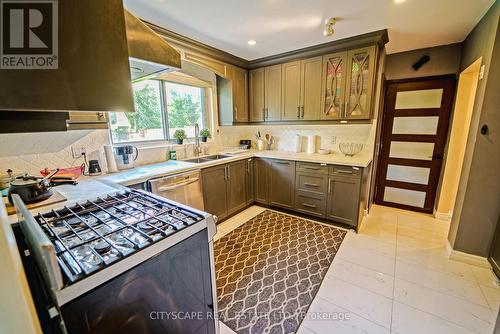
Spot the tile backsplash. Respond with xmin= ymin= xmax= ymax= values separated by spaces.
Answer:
xmin=0 ymin=122 xmax=376 ymax=175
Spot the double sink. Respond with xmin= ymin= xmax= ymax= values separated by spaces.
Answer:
xmin=183 ymin=154 xmax=233 ymax=164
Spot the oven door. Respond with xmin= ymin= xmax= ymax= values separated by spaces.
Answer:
xmin=149 ymin=170 xmax=204 ymax=211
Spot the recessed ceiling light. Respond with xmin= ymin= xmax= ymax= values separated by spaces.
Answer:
xmin=394 ymin=0 xmax=406 ymax=3
xmin=248 ymin=40 xmax=257 ymax=46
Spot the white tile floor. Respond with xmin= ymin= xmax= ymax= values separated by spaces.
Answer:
xmin=215 ymin=205 xmax=500 ymax=334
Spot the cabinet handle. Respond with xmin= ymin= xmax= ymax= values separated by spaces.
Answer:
xmin=336 ymin=169 xmax=353 ymax=175
xmin=246 ymin=159 xmax=251 ymax=173
xmin=345 ymin=102 xmax=349 ymax=118
xmin=262 ymin=107 xmax=266 ymax=120
xmin=227 ymin=165 xmax=230 ymax=179
xmin=266 ymin=107 xmax=269 ymax=119
xmin=224 ymin=165 xmax=228 ymax=180
xmin=303 ymin=166 xmax=319 ymax=170
xmin=340 ymin=103 xmax=344 ymax=117
xmin=328 ymin=178 xmax=332 ymax=193
xmin=276 ymin=161 xmax=290 ymax=165
xmin=302 ymin=203 xmax=317 ymax=208
xmin=301 ymin=106 xmax=304 ymax=118
xmin=304 ymin=182 xmax=319 ymax=187
xmin=297 ymin=106 xmax=300 ymax=118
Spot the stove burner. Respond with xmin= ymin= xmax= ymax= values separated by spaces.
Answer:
xmin=67 ymin=217 xmax=84 ymax=227
xmin=137 ymin=222 xmax=154 ymax=231
xmin=94 ymin=241 xmax=112 ymax=255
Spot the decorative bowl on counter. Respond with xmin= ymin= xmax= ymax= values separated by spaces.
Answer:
xmin=318 ymin=148 xmax=331 ymax=155
xmin=339 ymin=143 xmax=363 ymax=156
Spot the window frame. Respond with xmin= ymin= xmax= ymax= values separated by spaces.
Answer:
xmin=109 ymin=79 xmax=209 ymax=145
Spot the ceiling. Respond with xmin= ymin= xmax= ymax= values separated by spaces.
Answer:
xmin=124 ymin=0 xmax=495 ymax=60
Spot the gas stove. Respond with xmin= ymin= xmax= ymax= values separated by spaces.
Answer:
xmin=34 ymin=190 xmax=204 ymax=285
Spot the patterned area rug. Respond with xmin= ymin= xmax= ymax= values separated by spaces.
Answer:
xmin=214 ymin=210 xmax=346 ymax=334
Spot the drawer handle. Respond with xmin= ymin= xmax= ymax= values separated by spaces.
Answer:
xmin=336 ymin=170 xmax=353 ymax=174
xmin=302 ymin=203 xmax=317 ymax=208
xmin=276 ymin=161 xmax=290 ymax=165
xmin=304 ymin=182 xmax=319 ymax=187
xmin=303 ymin=166 xmax=319 ymax=170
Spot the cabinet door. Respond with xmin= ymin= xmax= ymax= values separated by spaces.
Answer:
xmin=345 ymin=46 xmax=376 ymax=120
xmin=281 ymin=61 xmax=302 ymax=120
xmin=254 ymin=158 xmax=269 ymax=204
xmin=269 ymin=159 xmax=295 ymax=209
xmin=227 ymin=160 xmax=247 ymax=215
xmin=245 ymin=158 xmax=254 ymax=205
xmin=326 ymin=175 xmax=361 ymax=226
xmin=232 ymin=66 xmax=248 ymax=122
xmin=300 ymin=57 xmax=322 ymax=120
xmin=249 ymin=68 xmax=265 ymax=122
xmin=321 ymin=51 xmax=348 ymax=120
xmin=202 ymin=164 xmax=228 ymax=221
xmin=264 ymin=64 xmax=282 ymax=121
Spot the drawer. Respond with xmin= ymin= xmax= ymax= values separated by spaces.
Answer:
xmin=296 ymin=172 xmax=328 ymax=195
xmin=329 ymin=165 xmax=361 ymax=177
xmin=295 ymin=192 xmax=326 ymax=218
xmin=297 ymin=162 xmax=328 ymax=175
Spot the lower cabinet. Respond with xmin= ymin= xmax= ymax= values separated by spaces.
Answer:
xmin=202 ymin=160 xmax=247 ymax=221
xmin=326 ymin=174 xmax=361 ymax=227
xmin=269 ymin=159 xmax=296 ymax=209
xmin=254 ymin=158 xmax=270 ymax=205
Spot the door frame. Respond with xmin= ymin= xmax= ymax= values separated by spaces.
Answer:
xmin=374 ymin=75 xmax=456 ymax=213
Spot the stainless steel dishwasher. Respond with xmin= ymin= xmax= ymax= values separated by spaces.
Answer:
xmin=148 ymin=170 xmax=204 ymax=211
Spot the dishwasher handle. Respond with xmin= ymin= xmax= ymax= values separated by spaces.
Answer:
xmin=155 ymin=178 xmax=200 ymax=192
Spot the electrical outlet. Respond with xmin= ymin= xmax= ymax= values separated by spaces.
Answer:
xmin=331 ymin=136 xmax=337 ymax=144
xmin=71 ymin=146 xmax=86 ymax=159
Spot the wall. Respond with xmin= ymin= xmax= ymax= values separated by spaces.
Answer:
xmin=448 ymin=1 xmax=499 ymax=256
xmin=385 ymin=43 xmax=462 ymax=80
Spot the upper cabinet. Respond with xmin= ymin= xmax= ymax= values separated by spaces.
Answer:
xmin=321 ymin=46 xmax=376 ymax=120
xmin=231 ymin=66 xmax=249 ymax=122
xmin=250 ymin=65 xmax=282 ymax=122
xmin=282 ymin=61 xmax=302 ymax=120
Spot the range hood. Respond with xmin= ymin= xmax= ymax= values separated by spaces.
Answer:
xmin=125 ymin=9 xmax=181 ymax=82
xmin=0 ymin=0 xmax=181 ymax=120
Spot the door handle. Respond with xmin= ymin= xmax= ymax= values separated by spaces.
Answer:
xmin=297 ymin=106 xmax=300 ymax=118
xmin=301 ymin=106 xmax=304 ymax=118
xmin=328 ymin=178 xmax=332 ymax=193
xmin=265 ymin=107 xmax=269 ymax=119
xmin=262 ymin=107 xmax=266 ymax=120
xmin=302 ymin=203 xmax=317 ymax=208
xmin=304 ymin=182 xmax=319 ymax=187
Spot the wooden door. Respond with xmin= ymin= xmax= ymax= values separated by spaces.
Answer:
xmin=326 ymin=174 xmax=361 ymax=226
xmin=245 ymin=158 xmax=254 ymax=205
xmin=375 ymin=77 xmax=456 ymax=213
xmin=232 ymin=66 xmax=248 ymax=122
xmin=227 ymin=160 xmax=247 ymax=215
xmin=264 ymin=64 xmax=282 ymax=121
xmin=254 ymin=158 xmax=269 ymax=204
xmin=321 ymin=51 xmax=348 ymax=120
xmin=281 ymin=61 xmax=302 ymax=120
xmin=300 ymin=56 xmax=322 ymax=120
xmin=345 ymin=46 xmax=376 ymax=119
xmin=249 ymin=68 xmax=265 ymax=121
xmin=202 ymin=164 xmax=228 ymax=220
xmin=269 ymin=159 xmax=295 ymax=209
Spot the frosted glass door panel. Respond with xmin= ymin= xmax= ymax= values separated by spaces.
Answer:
xmin=389 ymin=142 xmax=434 ymax=160
xmin=392 ymin=116 xmax=439 ymax=135
xmin=395 ymin=89 xmax=443 ymax=109
xmin=383 ymin=187 xmax=426 ymax=208
xmin=386 ymin=165 xmax=430 ymax=184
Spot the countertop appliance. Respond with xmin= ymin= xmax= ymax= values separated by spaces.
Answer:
xmin=239 ymin=139 xmax=252 ymax=149
xmin=148 ymin=170 xmax=204 ymax=211
xmin=12 ymin=189 xmax=218 ymax=333
xmin=86 ymin=160 xmax=102 ymax=176
xmin=113 ymin=145 xmax=138 ymax=170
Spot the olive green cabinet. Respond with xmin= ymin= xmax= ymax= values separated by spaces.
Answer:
xmin=281 ymin=61 xmax=302 ymax=120
xmin=231 ymin=66 xmax=248 ymax=122
xmin=250 ymin=65 xmax=282 ymax=122
xmin=321 ymin=46 xmax=376 ymax=120
xmin=326 ymin=167 xmax=362 ymax=227
xmin=269 ymin=159 xmax=296 ymax=209
xmin=202 ymin=164 xmax=228 ymax=221
xmin=254 ymin=158 xmax=270 ymax=205
xmin=202 ymin=160 xmax=247 ymax=221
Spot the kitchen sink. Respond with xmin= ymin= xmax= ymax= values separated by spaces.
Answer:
xmin=183 ymin=154 xmax=232 ymax=164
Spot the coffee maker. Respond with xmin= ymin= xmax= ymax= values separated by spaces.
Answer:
xmin=113 ymin=145 xmax=138 ymax=170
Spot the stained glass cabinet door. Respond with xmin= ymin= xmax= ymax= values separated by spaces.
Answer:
xmin=345 ymin=46 xmax=376 ymax=119
xmin=321 ymin=51 xmax=347 ymax=120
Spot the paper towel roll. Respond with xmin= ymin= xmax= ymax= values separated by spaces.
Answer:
xmin=306 ymin=135 xmax=316 ymax=154
xmin=104 ymin=145 xmax=118 ymax=173
xmin=294 ymin=134 xmax=302 ymax=153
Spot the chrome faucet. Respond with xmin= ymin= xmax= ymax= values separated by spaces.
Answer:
xmin=194 ymin=123 xmax=202 ymax=157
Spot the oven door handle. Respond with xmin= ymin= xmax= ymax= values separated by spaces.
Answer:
xmin=155 ymin=178 xmax=199 ymax=192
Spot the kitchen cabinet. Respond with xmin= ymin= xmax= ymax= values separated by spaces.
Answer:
xmin=230 ymin=66 xmax=248 ymax=122
xmin=282 ymin=57 xmax=322 ymax=120
xmin=250 ymin=65 xmax=282 ymax=122
xmin=226 ymin=160 xmax=248 ymax=215
xmin=202 ymin=164 xmax=229 ymax=221
xmin=67 ymin=112 xmax=109 ymax=130
xmin=326 ymin=170 xmax=361 ymax=227
xmin=254 ymin=158 xmax=269 ymax=204
xmin=245 ymin=158 xmax=255 ymax=205
xmin=269 ymin=159 xmax=296 ymax=209
xmin=249 ymin=68 xmax=265 ymax=121
xmin=202 ymin=161 xmax=247 ymax=221
xmin=294 ymin=162 xmax=328 ymax=218
xmin=321 ymin=46 xmax=376 ymax=120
